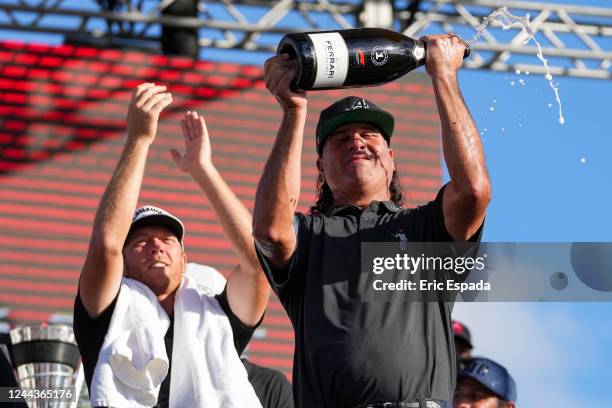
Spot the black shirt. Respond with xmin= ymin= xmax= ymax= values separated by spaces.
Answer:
xmin=0 ymin=351 xmax=27 ymax=407
xmin=256 ymin=186 xmax=483 ymax=408
xmin=73 ymin=285 xmax=257 ymax=408
xmin=242 ymin=359 xmax=294 ymax=408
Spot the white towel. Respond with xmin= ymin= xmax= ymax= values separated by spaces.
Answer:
xmin=90 ymin=278 xmax=170 ymax=407
xmin=90 ymin=275 xmax=262 ymax=408
xmin=185 ymin=262 xmax=227 ymax=295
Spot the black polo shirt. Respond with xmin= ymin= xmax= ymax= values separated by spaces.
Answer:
xmin=242 ymin=358 xmax=294 ymax=408
xmin=0 ymin=351 xmax=27 ymax=407
xmin=256 ymin=186 xmax=483 ymax=408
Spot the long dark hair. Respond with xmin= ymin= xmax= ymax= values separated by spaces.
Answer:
xmin=310 ymin=170 xmax=405 ymax=214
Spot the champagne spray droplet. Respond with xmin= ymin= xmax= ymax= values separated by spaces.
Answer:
xmin=467 ymin=7 xmax=564 ymax=124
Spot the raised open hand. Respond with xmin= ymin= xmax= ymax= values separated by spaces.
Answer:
xmin=170 ymin=111 xmax=213 ymax=174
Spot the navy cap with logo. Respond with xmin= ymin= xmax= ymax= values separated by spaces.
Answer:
xmin=126 ymin=206 xmax=185 ymax=245
xmin=458 ymin=357 xmax=517 ymax=402
xmin=315 ymin=96 xmax=395 ymax=155
xmin=453 ymin=320 xmax=473 ymax=349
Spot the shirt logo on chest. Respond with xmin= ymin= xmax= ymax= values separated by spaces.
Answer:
xmin=393 ymin=230 xmax=408 ymax=251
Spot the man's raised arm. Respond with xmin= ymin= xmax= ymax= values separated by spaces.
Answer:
xmin=252 ymin=54 xmax=308 ymax=269
xmin=422 ymin=34 xmax=491 ymax=241
xmin=79 ymin=84 xmax=173 ymax=318
xmin=171 ymin=111 xmax=269 ymax=327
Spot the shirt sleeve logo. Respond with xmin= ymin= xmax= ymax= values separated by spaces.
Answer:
xmin=393 ymin=230 xmax=408 ymax=251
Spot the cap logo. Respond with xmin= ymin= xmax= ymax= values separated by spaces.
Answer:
xmin=351 ymin=98 xmax=370 ymax=111
xmin=133 ymin=206 xmax=167 ymax=221
xmin=465 ymin=361 xmax=489 ymax=376
xmin=478 ymin=365 xmax=490 ymax=376
xmin=464 ymin=361 xmax=477 ymax=373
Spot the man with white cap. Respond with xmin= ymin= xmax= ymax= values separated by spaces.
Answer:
xmin=73 ymin=84 xmax=269 ymax=407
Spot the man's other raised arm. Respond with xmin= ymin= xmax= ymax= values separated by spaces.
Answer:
xmin=79 ymin=84 xmax=172 ymax=318
xmin=171 ymin=111 xmax=269 ymax=326
xmin=422 ymin=34 xmax=491 ymax=241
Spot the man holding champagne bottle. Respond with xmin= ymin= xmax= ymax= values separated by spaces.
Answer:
xmin=254 ymin=33 xmax=490 ymax=408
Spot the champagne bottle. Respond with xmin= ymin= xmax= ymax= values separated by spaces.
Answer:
xmin=277 ymin=28 xmax=470 ymax=91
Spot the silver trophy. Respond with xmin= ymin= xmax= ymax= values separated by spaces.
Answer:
xmin=10 ymin=324 xmax=83 ymax=407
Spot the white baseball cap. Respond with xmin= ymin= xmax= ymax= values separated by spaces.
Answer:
xmin=127 ymin=205 xmax=185 ymax=245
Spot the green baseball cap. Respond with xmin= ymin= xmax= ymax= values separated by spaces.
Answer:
xmin=315 ymin=96 xmax=395 ymax=155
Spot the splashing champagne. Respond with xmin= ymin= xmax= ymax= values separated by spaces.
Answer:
xmin=468 ymin=7 xmax=565 ymax=125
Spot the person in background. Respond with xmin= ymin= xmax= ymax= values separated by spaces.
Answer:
xmin=0 ymin=351 xmax=27 ymax=407
xmin=74 ymin=84 xmax=268 ymax=407
xmin=242 ymin=358 xmax=294 ymax=408
xmin=453 ymin=357 xmax=517 ymax=408
xmin=453 ymin=320 xmax=474 ymax=359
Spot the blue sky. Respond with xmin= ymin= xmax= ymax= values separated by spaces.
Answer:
xmin=1 ymin=0 xmax=611 ymax=405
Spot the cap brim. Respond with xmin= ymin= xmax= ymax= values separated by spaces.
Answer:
xmin=455 ymin=336 xmax=473 ymax=349
xmin=457 ymin=373 xmax=504 ymax=400
xmin=317 ymin=110 xmax=394 ymax=155
xmin=127 ymin=214 xmax=184 ymax=244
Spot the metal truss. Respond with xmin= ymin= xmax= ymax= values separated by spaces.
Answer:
xmin=0 ymin=0 xmax=610 ymax=79
xmin=399 ymin=0 xmax=612 ymax=79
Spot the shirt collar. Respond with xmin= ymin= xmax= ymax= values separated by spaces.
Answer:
xmin=325 ymin=200 xmax=401 ymax=216
xmin=381 ymin=200 xmax=401 ymax=213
